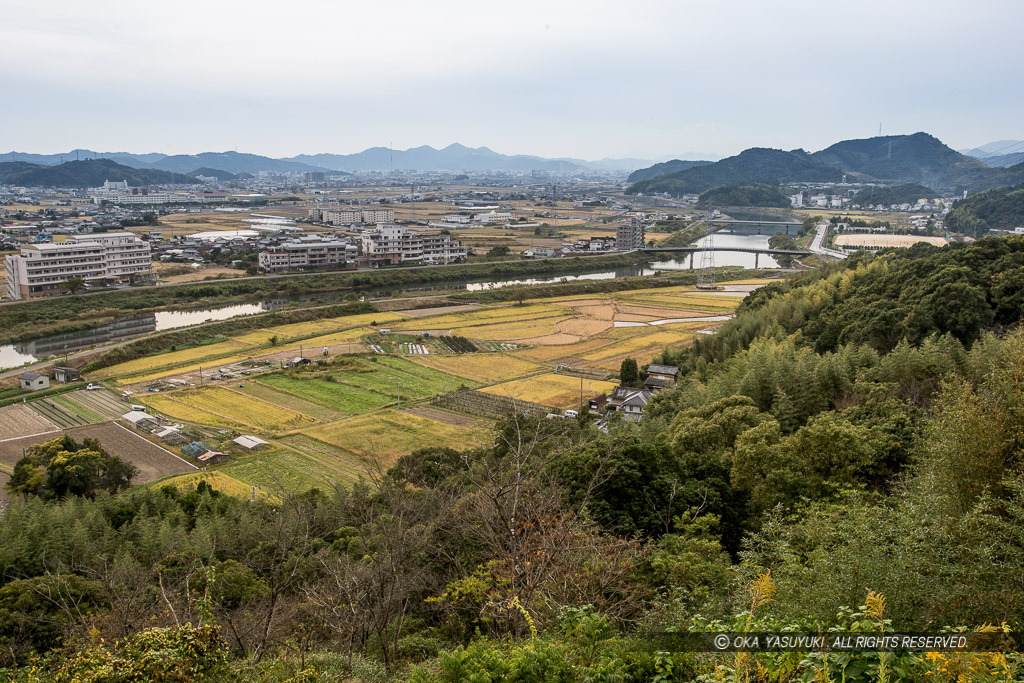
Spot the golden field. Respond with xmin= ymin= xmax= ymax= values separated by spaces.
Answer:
xmin=480 ymin=373 xmax=618 ymax=408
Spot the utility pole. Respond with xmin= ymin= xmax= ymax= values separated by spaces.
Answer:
xmin=199 ymin=366 xmax=203 ymax=385
xmin=396 ymin=377 xmax=401 ymax=410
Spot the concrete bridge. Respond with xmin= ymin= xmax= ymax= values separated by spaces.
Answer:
xmin=706 ymin=219 xmax=803 ymax=235
xmin=643 ymin=245 xmax=812 ymax=269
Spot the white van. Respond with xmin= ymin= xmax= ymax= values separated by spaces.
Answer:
xmin=564 ymin=410 xmax=579 ymax=419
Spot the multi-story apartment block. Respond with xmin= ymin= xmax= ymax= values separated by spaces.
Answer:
xmin=309 ymin=207 xmax=396 ymax=225
xmin=615 ymin=217 xmax=646 ymax=251
xmin=361 ymin=225 xmax=466 ymax=267
xmin=258 ymin=238 xmax=357 ymax=273
xmin=5 ymin=232 xmax=153 ymax=299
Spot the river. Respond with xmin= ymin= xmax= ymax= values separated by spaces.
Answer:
xmin=0 ymin=233 xmax=776 ymax=371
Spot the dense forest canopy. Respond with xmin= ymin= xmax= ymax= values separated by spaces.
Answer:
xmin=697 ymin=183 xmax=791 ymax=208
xmin=1 ymin=237 xmax=1023 ymax=681
xmin=850 ymin=182 xmax=937 ymax=207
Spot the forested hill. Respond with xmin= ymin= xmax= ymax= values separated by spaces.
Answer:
xmin=625 ymin=159 xmax=713 ymax=183
xmin=697 ymin=182 xmax=791 ymax=208
xmin=850 ymin=182 xmax=936 ymax=207
xmin=626 ymin=147 xmax=842 ymax=196
xmin=945 ymin=181 xmax=1024 ymax=234
xmin=628 ymin=132 xmax=1010 ymax=197
xmin=0 ymin=158 xmax=192 ymax=188
xmin=811 ymin=132 xmax=990 ymax=187
xmin=1 ymin=238 xmax=1024 ymax=680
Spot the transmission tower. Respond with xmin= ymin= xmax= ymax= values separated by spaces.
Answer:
xmin=697 ymin=201 xmax=716 ymax=289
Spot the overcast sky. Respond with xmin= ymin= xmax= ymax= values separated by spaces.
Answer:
xmin=1 ymin=0 xmax=1021 ymax=161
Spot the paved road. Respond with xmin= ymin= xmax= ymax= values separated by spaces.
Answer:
xmin=810 ymin=223 xmax=848 ymax=260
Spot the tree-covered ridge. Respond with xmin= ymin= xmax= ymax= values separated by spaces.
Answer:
xmin=626 ymin=148 xmax=843 ymax=197
xmin=625 ymin=159 xmax=713 ymax=183
xmin=697 ymin=183 xmax=791 ymax=208
xmin=0 ymin=158 xmax=193 ymax=188
xmin=2 ymin=238 xmax=1024 ymax=680
xmin=945 ymin=182 xmax=1024 ymax=235
xmin=812 ymin=132 xmax=991 ymax=188
xmin=850 ymin=182 xmax=937 ymax=207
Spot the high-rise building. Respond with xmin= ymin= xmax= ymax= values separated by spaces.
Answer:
xmin=616 ymin=217 xmax=646 ymax=251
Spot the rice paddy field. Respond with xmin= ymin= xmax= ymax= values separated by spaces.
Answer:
xmin=143 ymin=387 xmax=316 ymax=433
xmin=480 ymin=373 xmax=618 ymax=408
xmin=114 ymin=277 xmax=768 ymax=497
xmin=301 ymin=409 xmax=490 ymax=464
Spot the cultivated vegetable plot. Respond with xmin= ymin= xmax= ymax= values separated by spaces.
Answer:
xmin=438 ymin=336 xmax=477 ymax=353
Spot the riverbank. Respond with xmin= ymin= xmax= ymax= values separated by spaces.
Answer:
xmin=0 ymin=252 xmax=654 ymax=345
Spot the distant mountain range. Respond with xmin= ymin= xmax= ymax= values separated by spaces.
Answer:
xmin=959 ymin=140 xmax=1024 ymax=169
xmin=627 ymin=133 xmax=1024 ymax=196
xmin=0 ymin=144 xmax=672 ymax=176
xmin=0 ymin=159 xmax=192 ymax=189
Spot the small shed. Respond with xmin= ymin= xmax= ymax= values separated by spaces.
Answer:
xmin=19 ymin=373 xmax=50 ymax=391
xmin=54 ymin=367 xmax=82 ymax=383
xmin=182 ymin=441 xmax=229 ymax=465
xmin=233 ymin=435 xmax=270 ymax=451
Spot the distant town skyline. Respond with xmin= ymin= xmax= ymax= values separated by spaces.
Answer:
xmin=1 ymin=0 xmax=1021 ymax=160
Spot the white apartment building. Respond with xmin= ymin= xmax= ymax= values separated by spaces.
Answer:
xmin=361 ymin=225 xmax=466 ymax=267
xmin=5 ymin=232 xmax=153 ymax=299
xmin=90 ymin=190 xmax=197 ymax=205
xmin=258 ymin=238 xmax=357 ymax=273
xmin=309 ymin=207 xmax=396 ymax=225
xmin=362 ymin=208 xmax=395 ymax=224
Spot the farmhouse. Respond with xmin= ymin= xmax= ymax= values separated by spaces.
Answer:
xmin=606 ymin=386 xmax=653 ymax=422
xmin=19 ymin=372 xmax=50 ymax=391
xmin=644 ymin=364 xmax=679 ymax=392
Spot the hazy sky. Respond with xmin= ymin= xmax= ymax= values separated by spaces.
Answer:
xmin=1 ymin=0 xmax=1021 ymax=160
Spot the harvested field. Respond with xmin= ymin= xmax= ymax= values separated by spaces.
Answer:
xmin=403 ymin=405 xmax=480 ymax=426
xmin=221 ymin=447 xmax=355 ymax=493
xmin=158 ymin=470 xmax=256 ymax=498
xmin=231 ymin=383 xmax=341 ymax=422
xmin=408 ymin=354 xmax=541 ymax=384
xmin=144 ymin=388 xmax=316 ymax=432
xmin=0 ymin=422 xmax=195 ymax=490
xmin=302 ymin=410 xmax=489 ymax=465
xmin=835 ymin=234 xmax=948 ymax=248
xmin=0 ymin=404 xmax=56 ymax=441
xmin=93 ymin=340 xmax=253 ymax=379
xmin=480 ymin=373 xmax=617 ymax=408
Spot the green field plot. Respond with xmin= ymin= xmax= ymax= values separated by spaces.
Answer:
xmin=219 ymin=447 xmax=353 ymax=493
xmin=231 ymin=382 xmax=341 ymax=422
xmin=302 ymin=409 xmax=489 ymax=465
xmin=255 ymin=375 xmax=394 ymax=415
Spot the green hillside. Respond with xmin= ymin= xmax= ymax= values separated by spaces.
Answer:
xmin=1 ymin=158 xmax=192 ymax=188
xmin=698 ymin=182 xmax=791 ymax=208
xmin=626 ymin=147 xmax=842 ymax=196
xmin=945 ymin=182 xmax=1024 ymax=235
xmin=850 ymin=182 xmax=936 ymax=207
